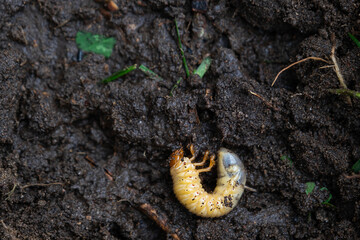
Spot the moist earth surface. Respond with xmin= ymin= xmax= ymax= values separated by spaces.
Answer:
xmin=1 ymin=0 xmax=360 ymax=239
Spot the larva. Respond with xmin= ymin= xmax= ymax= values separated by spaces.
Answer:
xmin=169 ymin=144 xmax=246 ymax=218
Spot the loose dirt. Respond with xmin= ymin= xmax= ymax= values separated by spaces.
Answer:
xmin=1 ymin=0 xmax=360 ymax=239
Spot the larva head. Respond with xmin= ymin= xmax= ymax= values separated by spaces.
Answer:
xmin=218 ymin=148 xmax=246 ymax=186
xmin=169 ymin=148 xmax=184 ymax=168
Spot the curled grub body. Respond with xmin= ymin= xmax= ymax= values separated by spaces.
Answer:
xmin=169 ymin=145 xmax=246 ymax=218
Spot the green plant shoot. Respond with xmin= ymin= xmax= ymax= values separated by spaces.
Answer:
xmin=101 ymin=64 xmax=137 ymax=83
xmin=139 ymin=64 xmax=163 ymax=81
xmin=305 ymin=182 xmax=315 ymax=195
xmin=194 ymin=56 xmax=212 ymax=78
xmin=170 ymin=78 xmax=182 ymax=96
xmin=352 ymin=159 xmax=360 ymax=173
xmin=281 ymin=155 xmax=293 ymax=167
xmin=174 ymin=19 xmax=190 ymax=78
xmin=349 ymin=33 xmax=360 ymax=48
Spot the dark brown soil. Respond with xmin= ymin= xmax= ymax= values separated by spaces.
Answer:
xmin=1 ymin=0 xmax=360 ymax=239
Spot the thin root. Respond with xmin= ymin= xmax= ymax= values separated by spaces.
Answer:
xmin=5 ymin=182 xmax=64 ymax=200
xmin=5 ymin=184 xmax=17 ymax=201
xmin=271 ymin=42 xmax=352 ymax=105
xmin=271 ymin=57 xmax=330 ymax=87
xmin=319 ymin=65 xmax=335 ymax=69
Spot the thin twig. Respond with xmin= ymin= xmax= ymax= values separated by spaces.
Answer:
xmin=103 ymin=168 xmax=114 ymax=181
xmin=318 ymin=65 xmax=335 ymax=69
xmin=344 ymin=174 xmax=360 ymax=179
xmin=55 ymin=19 xmax=71 ymax=28
xmin=1 ymin=220 xmax=8 ymax=229
xmin=139 ymin=203 xmax=181 ymax=240
xmin=249 ymin=90 xmax=279 ymax=110
xmin=244 ymin=185 xmax=257 ymax=192
xmin=271 ymin=57 xmax=330 ymax=87
xmin=330 ymin=46 xmax=351 ymax=104
xmin=330 ymin=46 xmax=347 ymax=89
xmin=84 ymin=155 xmax=98 ymax=168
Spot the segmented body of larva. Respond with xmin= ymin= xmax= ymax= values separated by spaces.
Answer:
xmin=169 ymin=145 xmax=246 ymax=218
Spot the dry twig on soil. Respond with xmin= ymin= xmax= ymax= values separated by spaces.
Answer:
xmin=139 ymin=203 xmax=181 ymax=240
xmin=344 ymin=174 xmax=360 ymax=179
xmin=249 ymin=90 xmax=279 ymax=111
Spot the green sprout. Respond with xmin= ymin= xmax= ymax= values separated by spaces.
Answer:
xmin=194 ymin=56 xmax=212 ymax=78
xmin=174 ymin=19 xmax=190 ymax=78
xmin=76 ymin=32 xmax=116 ymax=58
xmin=305 ymin=182 xmax=315 ymax=195
xmin=280 ymin=155 xmax=293 ymax=167
xmin=5 ymin=184 xmax=17 ymax=201
xmin=348 ymin=33 xmax=360 ymax=48
xmin=101 ymin=64 xmax=165 ymax=83
xmin=171 ymin=21 xmax=212 ymax=96
xmin=170 ymin=78 xmax=182 ymax=96
xmin=138 ymin=64 xmax=163 ymax=81
xmin=305 ymin=184 xmax=335 ymax=207
xmin=329 ymin=88 xmax=360 ymax=100
xmin=99 ymin=20 xmax=212 ymax=97
xmin=352 ymin=159 xmax=360 ymax=173
xmin=320 ymin=187 xmax=335 ymax=207
xmin=101 ymin=64 xmax=137 ymax=83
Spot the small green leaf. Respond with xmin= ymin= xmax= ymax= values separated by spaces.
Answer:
xmin=281 ymin=155 xmax=293 ymax=167
xmin=305 ymin=182 xmax=315 ymax=195
xmin=320 ymin=187 xmax=333 ymax=205
xmin=76 ymin=31 xmax=116 ymax=58
xmin=194 ymin=56 xmax=212 ymax=78
xmin=349 ymin=33 xmax=360 ymax=48
xmin=170 ymin=78 xmax=182 ymax=96
xmin=352 ymin=159 xmax=360 ymax=173
xmin=322 ymin=193 xmax=333 ymax=204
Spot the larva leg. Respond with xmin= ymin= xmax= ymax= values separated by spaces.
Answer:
xmin=197 ymin=154 xmax=215 ymax=173
xmin=188 ymin=144 xmax=197 ymax=161
xmin=193 ymin=150 xmax=209 ymax=166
